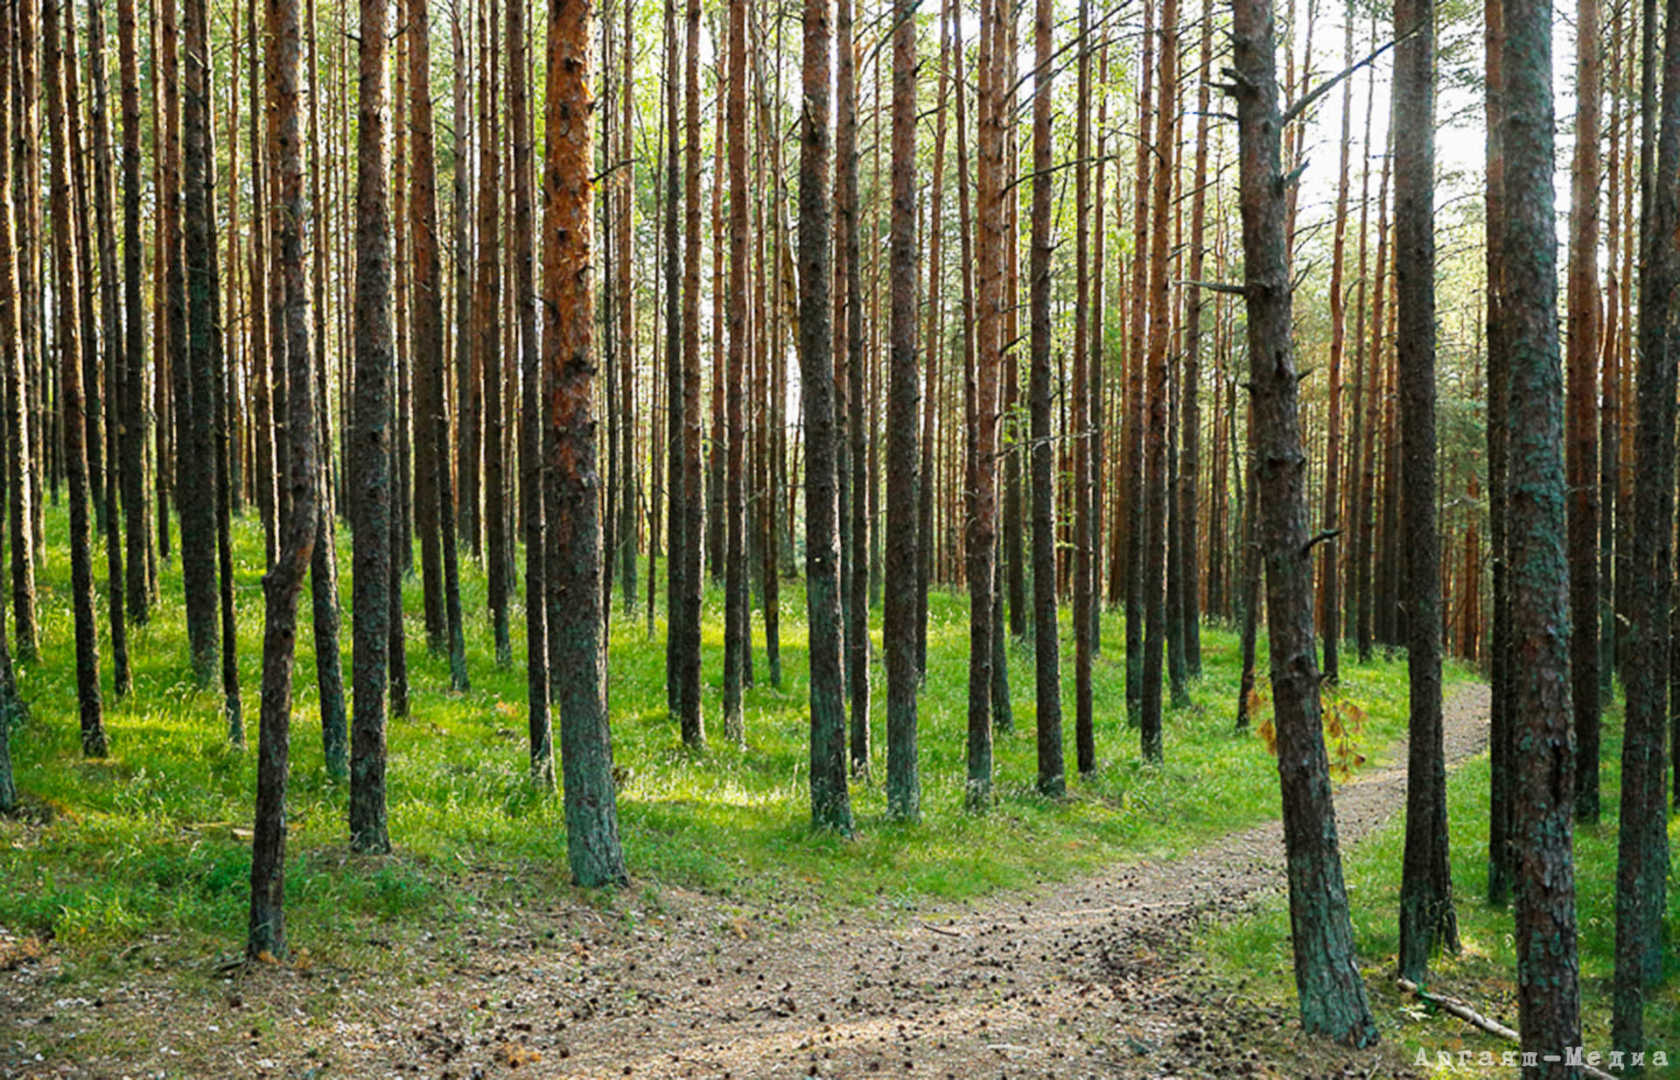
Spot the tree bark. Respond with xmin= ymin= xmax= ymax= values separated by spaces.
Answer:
xmin=800 ymin=0 xmax=853 ymax=834
xmin=1394 ymin=0 xmax=1459 ymax=984
xmin=349 ymin=0 xmax=393 ymax=852
xmin=179 ymin=0 xmax=221 ymax=687
xmin=478 ymin=0 xmax=510 ymax=666
xmin=662 ymin=0 xmax=686 ymax=716
xmin=1502 ymin=0 xmax=1585 ymax=1067
xmin=1141 ymin=0 xmax=1178 ymax=761
xmin=1566 ymin=0 xmax=1602 ymax=827
xmin=1123 ymin=0 xmax=1154 ymax=727
xmin=883 ymin=0 xmax=920 ymax=821
xmin=44 ymin=0 xmax=106 ymax=759
xmin=723 ymin=0 xmax=748 ymax=746
xmin=512 ymin=0 xmax=551 ymax=786
xmin=0 ymin=0 xmax=27 ymax=806
xmin=965 ymin=0 xmax=1005 ymax=810
xmin=248 ymin=0 xmax=318 ymax=959
xmin=676 ymin=0 xmax=705 ymax=749
xmin=542 ymin=0 xmax=629 ymax=888
xmin=1612 ymin=0 xmax=1678 ymax=1053
xmin=412 ymin=0 xmax=469 ymax=692
xmin=1231 ymin=0 xmax=1376 ymax=1043
xmin=1484 ymin=0 xmax=1515 ymax=911
xmin=1028 ymin=0 xmax=1064 ymax=797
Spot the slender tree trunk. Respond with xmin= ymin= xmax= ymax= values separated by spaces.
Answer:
xmin=45 ymin=0 xmax=106 ymax=759
xmin=0 ymin=0 xmax=27 ymax=807
xmin=721 ymin=0 xmax=748 ymax=746
xmin=542 ymin=0 xmax=629 ymax=888
xmin=179 ymin=0 xmax=223 ymax=690
xmin=246 ymin=0 xmax=275 ymax=572
xmin=1071 ymin=0 xmax=1095 ymax=771
xmin=1612 ymin=0 xmax=1679 ymax=1052
xmin=349 ymin=0 xmax=393 ymax=852
xmin=964 ymin=0 xmax=1005 ymax=810
xmin=1502 ymin=0 xmax=1584 ymax=1067
xmin=618 ymin=0 xmax=636 ymax=616
xmin=835 ymin=0 xmax=869 ymax=773
xmin=800 ymin=0 xmax=851 ymax=833
xmin=916 ymin=0 xmax=951 ymax=680
xmin=1231 ymin=0 xmax=1376 ymax=1043
xmin=882 ymin=0 xmax=920 ymax=819
xmin=248 ymin=0 xmax=318 ymax=960
xmin=511 ymin=0 xmax=550 ymax=785
xmin=477 ymin=0 xmax=510 ymax=665
xmin=1179 ymin=0 xmax=1210 ymax=679
xmin=387 ymin=21 xmax=411 ymax=723
xmin=455 ymin=3 xmax=480 ymax=560
xmin=9 ymin=0 xmax=38 ymax=664
xmin=1141 ymin=0 xmax=1178 ymax=761
xmin=87 ymin=0 xmax=129 ymax=700
xmin=1600 ymin=0 xmax=1621 ymax=715
xmin=1344 ymin=29 xmax=1374 ymax=651
xmin=1394 ymin=0 xmax=1458 ymax=983
xmin=1484 ymin=0 xmax=1515 ymax=910
xmin=1317 ymin=4 xmax=1353 ymax=684
xmin=1028 ymin=0 xmax=1064 ymax=797
xmin=1566 ymin=0 xmax=1603 ymax=827
xmin=662 ymin=0 xmax=686 ymax=715
xmin=412 ymin=0 xmax=469 ymax=692
xmin=675 ymin=0 xmax=705 ymax=749
xmin=203 ymin=70 xmax=240 ymax=741
xmin=1124 ymin=0 xmax=1154 ymax=727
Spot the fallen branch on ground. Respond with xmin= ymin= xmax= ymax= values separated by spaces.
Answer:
xmin=1395 ymin=978 xmax=1615 ymax=1080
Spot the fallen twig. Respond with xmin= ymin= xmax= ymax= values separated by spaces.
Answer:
xmin=1395 ymin=978 xmax=1616 ymax=1080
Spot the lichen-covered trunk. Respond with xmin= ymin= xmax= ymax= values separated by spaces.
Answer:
xmin=248 ymin=0 xmax=317 ymax=959
xmin=542 ymin=0 xmax=628 ymax=889
xmin=117 ymin=0 xmax=148 ymax=623
xmin=1394 ymin=0 xmax=1458 ymax=984
xmin=1231 ymin=0 xmax=1376 ymax=1045
xmin=1027 ymin=0 xmax=1063 ymax=797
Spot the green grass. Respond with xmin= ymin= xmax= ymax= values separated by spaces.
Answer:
xmin=1200 ymin=695 xmax=1680 ymax=1073
xmin=2 ymin=506 xmax=1461 ymax=968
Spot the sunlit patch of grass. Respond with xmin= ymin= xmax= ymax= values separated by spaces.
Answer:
xmin=1199 ymin=694 xmax=1680 ymax=1065
xmin=0 ymin=506 xmax=1457 ymax=970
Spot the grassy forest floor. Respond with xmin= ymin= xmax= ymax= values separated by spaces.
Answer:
xmin=0 ymin=508 xmax=1671 ymax=1078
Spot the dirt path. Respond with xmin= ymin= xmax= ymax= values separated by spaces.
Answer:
xmin=3 ymin=683 xmax=1489 ymax=1080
